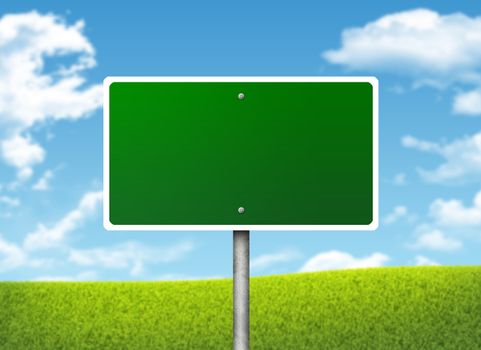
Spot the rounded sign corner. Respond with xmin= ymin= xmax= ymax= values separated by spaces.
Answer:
xmin=365 ymin=76 xmax=379 ymax=90
xmin=367 ymin=218 xmax=379 ymax=231
xmin=103 ymin=76 xmax=116 ymax=90
xmin=103 ymin=217 xmax=117 ymax=231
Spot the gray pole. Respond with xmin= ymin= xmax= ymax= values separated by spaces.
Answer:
xmin=233 ymin=230 xmax=250 ymax=350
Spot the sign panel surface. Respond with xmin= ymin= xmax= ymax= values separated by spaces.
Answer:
xmin=104 ymin=77 xmax=378 ymax=230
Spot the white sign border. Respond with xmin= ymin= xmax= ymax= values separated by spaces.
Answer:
xmin=103 ymin=76 xmax=379 ymax=231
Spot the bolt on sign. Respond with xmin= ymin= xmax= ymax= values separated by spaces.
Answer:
xmin=103 ymin=77 xmax=378 ymax=231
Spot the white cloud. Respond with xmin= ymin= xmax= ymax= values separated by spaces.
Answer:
xmin=0 ymin=135 xmax=45 ymax=169
xmin=402 ymin=135 xmax=441 ymax=153
xmin=405 ymin=191 xmax=481 ymax=254
xmin=402 ymin=132 xmax=481 ymax=184
xmin=68 ymin=241 xmax=194 ymax=276
xmin=23 ymin=191 xmax=102 ymax=251
xmin=414 ymin=255 xmax=440 ymax=266
xmin=1 ymin=135 xmax=45 ymax=180
xmin=0 ymin=11 xmax=101 ymax=180
xmin=0 ymin=195 xmax=20 ymax=207
xmin=17 ymin=167 xmax=33 ymax=181
xmin=0 ymin=235 xmax=27 ymax=271
xmin=430 ymin=190 xmax=481 ymax=227
xmin=0 ymin=234 xmax=49 ymax=272
xmin=33 ymin=270 xmax=98 ymax=282
xmin=32 ymin=169 xmax=53 ymax=191
xmin=323 ymin=8 xmax=481 ymax=82
xmin=393 ymin=173 xmax=407 ymax=186
xmin=453 ymin=89 xmax=481 ymax=116
xmin=250 ymin=249 xmax=301 ymax=270
xmin=389 ymin=84 xmax=406 ymax=95
xmin=383 ymin=205 xmax=408 ymax=224
xmin=299 ymin=250 xmax=389 ymax=272
xmin=410 ymin=229 xmax=462 ymax=251
xmin=0 ymin=190 xmax=104 ymax=275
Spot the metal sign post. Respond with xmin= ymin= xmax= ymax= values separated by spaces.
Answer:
xmin=233 ymin=230 xmax=250 ymax=350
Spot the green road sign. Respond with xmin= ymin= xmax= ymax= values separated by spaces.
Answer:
xmin=104 ymin=77 xmax=378 ymax=231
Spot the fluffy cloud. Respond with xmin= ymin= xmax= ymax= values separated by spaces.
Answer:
xmin=0 ymin=187 xmax=103 ymax=273
xmin=0 ymin=11 xmax=101 ymax=180
xmin=429 ymin=190 xmax=481 ymax=227
xmin=410 ymin=229 xmax=462 ymax=251
xmin=299 ymin=250 xmax=389 ymax=272
xmin=393 ymin=173 xmax=407 ymax=186
xmin=0 ymin=234 xmax=49 ymax=272
xmin=323 ymin=8 xmax=481 ymax=81
xmin=402 ymin=132 xmax=481 ymax=184
xmin=23 ymin=191 xmax=102 ymax=251
xmin=68 ymin=241 xmax=195 ymax=276
xmin=0 ymin=235 xmax=28 ymax=271
xmin=250 ymin=249 xmax=301 ymax=270
xmin=402 ymin=135 xmax=441 ymax=153
xmin=0 ymin=135 xmax=45 ymax=179
xmin=32 ymin=169 xmax=54 ymax=191
xmin=414 ymin=255 xmax=440 ymax=266
xmin=453 ymin=89 xmax=481 ymax=116
xmin=406 ymin=191 xmax=481 ymax=253
xmin=2 ymin=189 xmax=189 ymax=278
xmin=0 ymin=195 xmax=20 ymax=207
xmin=1 ymin=189 xmax=195 ymax=278
xmin=383 ymin=205 xmax=408 ymax=224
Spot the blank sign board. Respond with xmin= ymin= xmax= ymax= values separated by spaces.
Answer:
xmin=103 ymin=77 xmax=378 ymax=231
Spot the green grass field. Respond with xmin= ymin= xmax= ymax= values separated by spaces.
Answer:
xmin=1 ymin=266 xmax=481 ymax=349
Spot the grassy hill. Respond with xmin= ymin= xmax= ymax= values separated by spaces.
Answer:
xmin=1 ymin=266 xmax=481 ymax=349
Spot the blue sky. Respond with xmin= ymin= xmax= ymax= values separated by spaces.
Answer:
xmin=0 ymin=1 xmax=481 ymax=281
